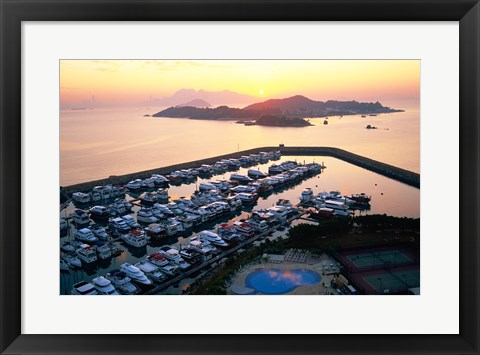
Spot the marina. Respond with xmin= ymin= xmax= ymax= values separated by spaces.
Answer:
xmin=60 ymin=149 xmax=420 ymax=295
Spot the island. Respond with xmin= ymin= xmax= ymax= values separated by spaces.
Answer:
xmin=152 ymin=95 xmax=403 ymax=127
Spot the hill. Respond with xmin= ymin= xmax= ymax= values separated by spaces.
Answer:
xmin=176 ymin=99 xmax=211 ymax=108
xmin=155 ymin=89 xmax=258 ymax=107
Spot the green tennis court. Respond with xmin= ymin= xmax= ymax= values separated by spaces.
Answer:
xmin=345 ymin=250 xmax=413 ymax=268
xmin=363 ymin=269 xmax=420 ymax=294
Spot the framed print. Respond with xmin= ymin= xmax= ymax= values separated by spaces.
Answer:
xmin=1 ymin=0 xmax=479 ymax=354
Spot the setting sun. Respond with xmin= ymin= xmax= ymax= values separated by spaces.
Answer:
xmin=259 ymin=89 xmax=265 ymax=95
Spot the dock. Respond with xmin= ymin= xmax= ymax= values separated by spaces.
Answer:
xmin=62 ymin=146 xmax=420 ymax=194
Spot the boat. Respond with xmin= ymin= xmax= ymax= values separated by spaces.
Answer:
xmin=109 ymin=200 xmax=130 ymax=216
xmin=300 ymin=188 xmax=314 ymax=203
xmin=199 ymin=182 xmax=217 ymax=192
xmin=109 ymin=217 xmax=131 ymax=234
xmin=109 ymin=243 xmax=123 ymax=256
xmin=179 ymin=247 xmax=202 ymax=262
xmin=235 ymin=192 xmax=258 ymax=204
xmin=319 ymin=200 xmax=351 ymax=217
xmin=309 ymin=207 xmax=335 ymax=220
xmin=94 ymin=242 xmax=112 ymax=260
xmin=126 ymin=179 xmax=142 ymax=191
xmin=196 ymin=230 xmax=228 ymax=248
xmin=120 ymin=263 xmax=153 ymax=286
xmin=159 ymin=246 xmax=185 ymax=264
xmin=144 ymin=223 xmax=166 ymax=241
xmin=121 ymin=230 xmax=148 ymax=248
xmin=74 ymin=228 xmax=98 ymax=243
xmin=122 ymin=214 xmax=140 ymax=229
xmin=141 ymin=177 xmax=156 ymax=188
xmin=72 ymin=192 xmax=91 ymax=204
xmin=148 ymin=252 xmax=170 ymax=267
xmin=156 ymin=188 xmax=169 ymax=202
xmin=91 ymin=224 xmax=109 ymax=241
xmin=60 ymin=259 xmax=70 ymax=271
xmin=72 ymin=209 xmax=90 ymax=226
xmin=247 ymin=169 xmax=267 ymax=179
xmin=268 ymin=165 xmax=284 ymax=175
xmin=349 ymin=193 xmax=372 ymax=204
xmin=247 ymin=218 xmax=269 ymax=233
xmin=64 ymin=254 xmax=82 ymax=268
xmin=160 ymin=264 xmax=179 ymax=277
xmin=76 ymin=244 xmax=97 ymax=263
xmin=136 ymin=209 xmax=159 ymax=224
xmin=230 ymin=173 xmax=253 ymax=183
xmin=105 ymin=269 xmax=140 ymax=295
xmin=188 ymin=238 xmax=218 ymax=257
xmin=60 ymin=218 xmax=68 ymax=231
xmin=323 ymin=120 xmax=328 ymax=125
xmin=135 ymin=261 xmax=166 ymax=283
xmin=71 ymin=281 xmax=98 ymax=295
xmin=92 ymin=276 xmax=120 ymax=295
xmin=61 ymin=242 xmax=77 ymax=253
xmin=233 ymin=221 xmax=255 ymax=238
xmin=151 ymin=174 xmax=170 ymax=186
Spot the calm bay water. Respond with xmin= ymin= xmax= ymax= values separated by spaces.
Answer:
xmin=60 ymin=103 xmax=420 ymax=186
xmin=60 ymin=155 xmax=419 ymax=295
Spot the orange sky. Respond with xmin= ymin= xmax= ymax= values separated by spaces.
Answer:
xmin=60 ymin=60 xmax=420 ymax=108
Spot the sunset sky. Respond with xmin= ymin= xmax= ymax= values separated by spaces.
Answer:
xmin=60 ymin=60 xmax=420 ymax=108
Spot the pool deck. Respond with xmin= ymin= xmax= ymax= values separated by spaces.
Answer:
xmin=228 ymin=252 xmax=339 ymax=295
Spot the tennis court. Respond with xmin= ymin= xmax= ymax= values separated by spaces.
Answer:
xmin=362 ymin=269 xmax=420 ymax=294
xmin=345 ymin=250 xmax=413 ymax=269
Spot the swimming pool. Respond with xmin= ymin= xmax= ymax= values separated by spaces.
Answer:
xmin=245 ymin=268 xmax=321 ymax=295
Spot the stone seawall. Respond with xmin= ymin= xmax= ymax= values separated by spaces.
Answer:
xmin=62 ymin=146 xmax=419 ymax=194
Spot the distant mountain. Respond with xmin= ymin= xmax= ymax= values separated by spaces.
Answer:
xmin=152 ymin=95 xmax=403 ymax=127
xmin=176 ymin=99 xmax=211 ymax=108
xmin=243 ymin=95 xmax=403 ymax=117
xmin=155 ymin=89 xmax=258 ymax=107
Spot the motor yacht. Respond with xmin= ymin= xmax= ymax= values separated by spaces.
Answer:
xmin=148 ymin=252 xmax=170 ymax=267
xmin=247 ymin=218 xmax=269 ymax=233
xmin=60 ymin=218 xmax=68 ymax=231
xmin=230 ymin=173 xmax=253 ymax=183
xmin=121 ymin=230 xmax=148 ymax=248
xmin=94 ymin=242 xmax=112 ymax=260
xmin=120 ymin=263 xmax=153 ymax=286
xmin=141 ymin=177 xmax=156 ymax=188
xmin=300 ymin=188 xmax=314 ymax=204
xmin=233 ymin=221 xmax=255 ymax=238
xmin=90 ymin=224 xmax=109 ymax=241
xmin=196 ymin=230 xmax=228 ymax=248
xmin=235 ymin=192 xmax=258 ymax=204
xmin=72 ymin=192 xmax=91 ymax=204
xmin=72 ymin=209 xmax=90 ymax=227
xmin=76 ymin=244 xmax=97 ymax=263
xmin=349 ymin=193 xmax=372 ymax=204
xmin=71 ymin=281 xmax=98 ymax=295
xmin=109 ymin=217 xmax=131 ymax=234
xmin=247 ymin=169 xmax=267 ymax=179
xmin=63 ymin=254 xmax=82 ymax=268
xmin=105 ymin=269 xmax=140 ymax=295
xmin=137 ymin=209 xmax=159 ymax=224
xmin=151 ymin=174 xmax=170 ymax=186
xmin=159 ymin=246 xmax=185 ymax=264
xmin=317 ymin=199 xmax=351 ymax=217
xmin=92 ymin=276 xmax=120 ymax=295
xmin=74 ymin=228 xmax=98 ymax=243
xmin=122 ymin=214 xmax=140 ymax=229
xmin=126 ymin=179 xmax=142 ymax=191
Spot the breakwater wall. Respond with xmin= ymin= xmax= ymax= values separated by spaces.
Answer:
xmin=62 ymin=146 xmax=419 ymax=194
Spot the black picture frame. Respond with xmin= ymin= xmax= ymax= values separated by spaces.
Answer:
xmin=1 ymin=0 xmax=479 ymax=354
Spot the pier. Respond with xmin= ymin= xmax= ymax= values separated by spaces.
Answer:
xmin=62 ymin=146 xmax=420 ymax=194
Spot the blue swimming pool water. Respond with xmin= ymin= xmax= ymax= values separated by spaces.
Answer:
xmin=245 ymin=268 xmax=321 ymax=295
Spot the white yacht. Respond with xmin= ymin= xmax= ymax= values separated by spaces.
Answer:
xmin=91 ymin=224 xmax=109 ymax=241
xmin=94 ymin=242 xmax=112 ymax=260
xmin=122 ymin=214 xmax=140 ymax=229
xmin=120 ymin=263 xmax=153 ymax=286
xmin=72 ymin=209 xmax=90 ymax=227
xmin=233 ymin=221 xmax=255 ymax=238
xmin=235 ymin=192 xmax=258 ymax=204
xmin=267 ymin=206 xmax=290 ymax=223
xmin=135 ymin=261 xmax=166 ymax=283
xmin=147 ymin=252 xmax=169 ymax=267
xmin=76 ymin=244 xmax=97 ymax=263
xmin=199 ymin=182 xmax=218 ymax=192
xmin=60 ymin=218 xmax=68 ymax=231
xmin=300 ymin=188 xmax=314 ymax=203
xmin=126 ymin=179 xmax=142 ymax=191
xmin=247 ymin=169 xmax=267 ymax=179
xmin=159 ymin=246 xmax=185 ymax=264
xmin=137 ymin=209 xmax=159 ymax=224
xmin=74 ymin=228 xmax=98 ymax=243
xmin=71 ymin=281 xmax=98 ymax=295
xmin=109 ymin=217 xmax=131 ymax=234
xmin=105 ymin=269 xmax=140 ymax=295
xmin=151 ymin=174 xmax=169 ymax=186
xmin=189 ymin=237 xmax=217 ymax=257
xmin=64 ymin=254 xmax=82 ymax=268
xmin=318 ymin=199 xmax=351 ymax=217
xmin=121 ymin=230 xmax=148 ymax=248
xmin=72 ymin=192 xmax=91 ymax=204
xmin=92 ymin=276 xmax=120 ymax=295
xmin=196 ymin=230 xmax=228 ymax=247
xmin=141 ymin=177 xmax=156 ymax=188
xmin=230 ymin=173 xmax=253 ymax=183
xmin=247 ymin=218 xmax=269 ymax=233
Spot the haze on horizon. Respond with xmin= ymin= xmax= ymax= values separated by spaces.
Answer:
xmin=60 ymin=60 xmax=420 ymax=109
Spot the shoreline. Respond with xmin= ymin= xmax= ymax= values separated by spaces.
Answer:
xmin=62 ymin=146 xmax=420 ymax=194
